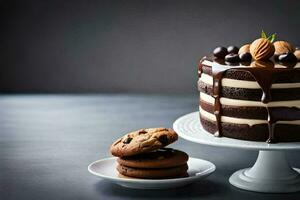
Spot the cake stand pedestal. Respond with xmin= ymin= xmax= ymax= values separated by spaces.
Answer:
xmin=173 ymin=112 xmax=300 ymax=193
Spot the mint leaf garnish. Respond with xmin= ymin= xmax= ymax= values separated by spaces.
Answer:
xmin=261 ymin=30 xmax=267 ymax=39
xmin=261 ymin=30 xmax=276 ymax=43
xmin=268 ymin=33 xmax=276 ymax=43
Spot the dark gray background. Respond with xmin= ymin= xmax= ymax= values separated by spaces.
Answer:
xmin=1 ymin=0 xmax=300 ymax=93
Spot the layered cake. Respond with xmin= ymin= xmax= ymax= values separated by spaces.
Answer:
xmin=197 ymin=32 xmax=300 ymax=143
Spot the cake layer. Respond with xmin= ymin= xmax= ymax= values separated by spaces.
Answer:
xmin=200 ymin=114 xmax=300 ymax=142
xmin=198 ymin=80 xmax=300 ymax=101
xmin=200 ymin=99 xmax=268 ymax=119
xmin=199 ymin=106 xmax=300 ymax=126
xmin=201 ymin=98 xmax=300 ymax=121
xmin=200 ymin=92 xmax=300 ymax=108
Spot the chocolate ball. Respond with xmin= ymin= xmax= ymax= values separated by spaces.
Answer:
xmin=273 ymin=54 xmax=279 ymax=61
xmin=239 ymin=52 xmax=252 ymax=62
xmin=278 ymin=53 xmax=297 ymax=62
xmin=225 ymin=53 xmax=240 ymax=63
xmin=213 ymin=47 xmax=228 ymax=59
xmin=227 ymin=46 xmax=239 ymax=54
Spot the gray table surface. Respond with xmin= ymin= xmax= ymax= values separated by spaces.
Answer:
xmin=1 ymin=94 xmax=300 ymax=200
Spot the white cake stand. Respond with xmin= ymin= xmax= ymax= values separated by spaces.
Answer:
xmin=173 ymin=112 xmax=300 ymax=193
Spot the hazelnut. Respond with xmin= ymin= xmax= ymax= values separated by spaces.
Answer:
xmin=250 ymin=38 xmax=275 ymax=61
xmin=274 ymin=41 xmax=295 ymax=55
xmin=294 ymin=50 xmax=300 ymax=61
xmin=251 ymin=60 xmax=274 ymax=68
xmin=238 ymin=44 xmax=250 ymax=54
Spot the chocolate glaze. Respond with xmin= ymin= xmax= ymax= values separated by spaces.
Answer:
xmin=198 ymin=56 xmax=300 ymax=143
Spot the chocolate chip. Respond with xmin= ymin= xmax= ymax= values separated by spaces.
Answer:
xmin=158 ymin=135 xmax=168 ymax=145
xmin=158 ymin=156 xmax=165 ymax=160
xmin=123 ymin=137 xmax=132 ymax=144
xmin=138 ymin=130 xmax=147 ymax=134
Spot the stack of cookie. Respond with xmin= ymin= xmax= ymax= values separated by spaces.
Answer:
xmin=110 ymin=127 xmax=189 ymax=179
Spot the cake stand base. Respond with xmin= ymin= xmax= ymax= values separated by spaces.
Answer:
xmin=229 ymin=151 xmax=300 ymax=193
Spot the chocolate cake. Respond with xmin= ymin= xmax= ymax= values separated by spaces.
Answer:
xmin=197 ymin=32 xmax=300 ymax=143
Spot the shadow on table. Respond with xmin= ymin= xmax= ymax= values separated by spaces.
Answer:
xmin=229 ymin=185 xmax=300 ymax=200
xmin=94 ymin=179 xmax=224 ymax=199
xmin=94 ymin=178 xmax=300 ymax=199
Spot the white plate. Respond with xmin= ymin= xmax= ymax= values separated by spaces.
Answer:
xmin=88 ymin=157 xmax=216 ymax=189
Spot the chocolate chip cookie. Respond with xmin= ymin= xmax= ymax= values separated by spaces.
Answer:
xmin=110 ymin=128 xmax=178 ymax=157
xmin=117 ymin=164 xmax=188 ymax=179
xmin=117 ymin=148 xmax=188 ymax=169
xmin=118 ymin=172 xmax=189 ymax=179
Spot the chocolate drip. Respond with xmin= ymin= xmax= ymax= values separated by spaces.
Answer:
xmin=198 ymin=57 xmax=300 ymax=143
xmin=266 ymin=107 xmax=276 ymax=143
xmin=197 ymin=57 xmax=207 ymax=77
xmin=211 ymin=64 xmax=228 ymax=137
xmin=243 ymin=68 xmax=274 ymax=103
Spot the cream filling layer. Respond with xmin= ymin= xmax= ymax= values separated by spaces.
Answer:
xmin=200 ymin=92 xmax=300 ymax=108
xmin=200 ymin=73 xmax=300 ymax=89
xmin=199 ymin=106 xmax=300 ymax=126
